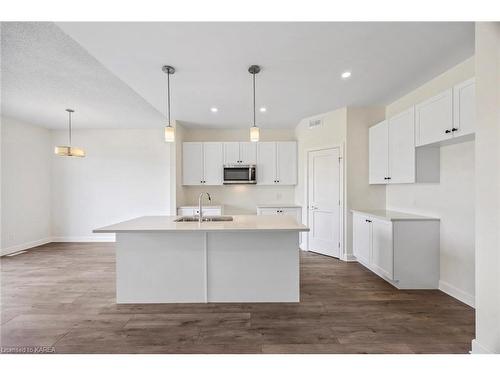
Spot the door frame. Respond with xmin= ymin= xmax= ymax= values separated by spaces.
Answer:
xmin=304 ymin=144 xmax=345 ymax=259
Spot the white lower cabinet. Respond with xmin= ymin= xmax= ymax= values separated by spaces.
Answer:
xmin=352 ymin=210 xmax=440 ymax=289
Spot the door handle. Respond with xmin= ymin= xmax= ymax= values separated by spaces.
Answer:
xmin=451 ymin=128 xmax=458 ymax=132
xmin=445 ymin=129 xmax=451 ymax=134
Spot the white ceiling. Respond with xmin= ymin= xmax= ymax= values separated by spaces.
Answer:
xmin=2 ymin=22 xmax=474 ymax=130
xmin=58 ymin=22 xmax=474 ymax=129
xmin=1 ymin=22 xmax=164 ymax=130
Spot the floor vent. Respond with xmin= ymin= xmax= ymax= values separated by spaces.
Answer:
xmin=5 ymin=250 xmax=28 ymax=257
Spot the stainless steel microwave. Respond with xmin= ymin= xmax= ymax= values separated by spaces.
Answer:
xmin=223 ymin=164 xmax=256 ymax=184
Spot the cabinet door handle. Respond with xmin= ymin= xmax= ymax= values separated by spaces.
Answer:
xmin=451 ymin=128 xmax=458 ymax=132
xmin=386 ymin=177 xmax=391 ymax=180
xmin=445 ymin=129 xmax=451 ymax=134
xmin=365 ymin=219 xmax=372 ymax=223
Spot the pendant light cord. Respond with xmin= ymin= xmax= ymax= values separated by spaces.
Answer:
xmin=68 ymin=110 xmax=72 ymax=146
xmin=252 ymin=72 xmax=256 ymax=127
xmin=167 ymin=71 xmax=171 ymax=127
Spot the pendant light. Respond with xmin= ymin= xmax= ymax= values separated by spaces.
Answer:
xmin=162 ymin=65 xmax=175 ymax=142
xmin=248 ymin=65 xmax=261 ymax=142
xmin=54 ymin=109 xmax=85 ymax=157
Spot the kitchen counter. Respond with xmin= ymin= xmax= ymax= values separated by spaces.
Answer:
xmin=94 ymin=215 xmax=309 ymax=233
xmin=94 ymin=215 xmax=307 ymax=304
xmin=351 ymin=209 xmax=440 ymax=222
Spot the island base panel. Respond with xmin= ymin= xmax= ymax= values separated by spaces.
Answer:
xmin=115 ymin=231 xmax=300 ymax=303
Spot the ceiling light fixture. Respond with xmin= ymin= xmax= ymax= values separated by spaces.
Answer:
xmin=210 ymin=107 xmax=218 ymax=113
xmin=259 ymin=107 xmax=267 ymax=113
xmin=341 ymin=71 xmax=352 ymax=79
xmin=248 ymin=65 xmax=261 ymax=142
xmin=54 ymin=109 xmax=85 ymax=157
xmin=162 ymin=65 xmax=175 ymax=142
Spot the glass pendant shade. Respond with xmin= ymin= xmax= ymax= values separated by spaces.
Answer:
xmin=55 ymin=109 xmax=85 ymax=157
xmin=164 ymin=125 xmax=175 ymax=142
xmin=250 ymin=126 xmax=260 ymax=142
xmin=54 ymin=146 xmax=85 ymax=157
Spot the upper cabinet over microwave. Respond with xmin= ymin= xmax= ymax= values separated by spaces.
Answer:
xmin=415 ymin=78 xmax=475 ymax=147
xmin=182 ymin=141 xmax=297 ymax=186
xmin=223 ymin=142 xmax=257 ymax=165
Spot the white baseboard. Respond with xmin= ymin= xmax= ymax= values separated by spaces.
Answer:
xmin=471 ymin=339 xmax=494 ymax=354
xmin=1 ymin=237 xmax=52 ymax=256
xmin=51 ymin=235 xmax=116 ymax=242
xmin=439 ymin=280 xmax=475 ymax=308
xmin=341 ymin=253 xmax=357 ymax=262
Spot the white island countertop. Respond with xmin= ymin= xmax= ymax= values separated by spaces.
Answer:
xmin=94 ymin=215 xmax=310 ymax=233
xmin=351 ymin=209 xmax=440 ymax=222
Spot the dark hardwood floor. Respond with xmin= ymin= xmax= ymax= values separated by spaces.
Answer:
xmin=0 ymin=243 xmax=474 ymax=354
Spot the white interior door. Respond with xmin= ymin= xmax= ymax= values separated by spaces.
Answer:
xmin=307 ymin=148 xmax=341 ymax=258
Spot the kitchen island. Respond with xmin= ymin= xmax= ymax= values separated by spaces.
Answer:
xmin=94 ymin=215 xmax=309 ymax=303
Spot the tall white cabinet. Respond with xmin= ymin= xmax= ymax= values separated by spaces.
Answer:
xmin=183 ymin=142 xmax=223 ymax=185
xmin=257 ymin=141 xmax=297 ymax=185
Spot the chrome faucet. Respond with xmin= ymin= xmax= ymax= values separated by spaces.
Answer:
xmin=198 ymin=192 xmax=212 ymax=223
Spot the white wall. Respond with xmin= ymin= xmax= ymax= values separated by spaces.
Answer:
xmin=178 ymin=127 xmax=296 ymax=214
xmin=1 ymin=116 xmax=52 ymax=254
xmin=472 ymin=22 xmax=500 ymax=354
xmin=345 ymin=107 xmax=386 ymax=256
xmin=385 ymin=57 xmax=476 ymax=306
xmin=51 ymin=128 xmax=172 ymax=241
xmin=295 ymin=108 xmax=348 ymax=225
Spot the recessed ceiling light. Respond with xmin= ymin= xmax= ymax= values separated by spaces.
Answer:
xmin=259 ymin=107 xmax=267 ymax=113
xmin=210 ymin=107 xmax=218 ymax=113
xmin=341 ymin=71 xmax=352 ymax=79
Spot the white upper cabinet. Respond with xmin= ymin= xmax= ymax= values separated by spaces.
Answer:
xmin=183 ymin=142 xmax=204 ymax=185
xmin=415 ymin=88 xmax=453 ymax=146
xmin=257 ymin=141 xmax=297 ymax=185
xmin=257 ymin=142 xmax=277 ymax=185
xmin=183 ymin=142 xmax=223 ymax=185
xmin=369 ymin=120 xmax=389 ymax=184
xmin=388 ymin=107 xmax=415 ymax=184
xmin=453 ymin=78 xmax=475 ymax=138
xmin=416 ymin=78 xmax=476 ymax=147
xmin=239 ymin=142 xmax=257 ymax=164
xmin=203 ymin=142 xmax=223 ymax=185
xmin=223 ymin=142 xmax=240 ymax=164
xmin=223 ymin=142 xmax=257 ymax=165
xmin=369 ymin=107 xmax=439 ymax=185
xmin=276 ymin=141 xmax=297 ymax=185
